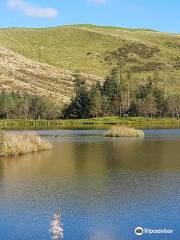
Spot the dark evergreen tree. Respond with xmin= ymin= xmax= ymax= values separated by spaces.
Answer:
xmin=136 ymin=77 xmax=154 ymax=100
xmin=89 ymin=82 xmax=103 ymax=118
xmin=64 ymin=72 xmax=91 ymax=118
xmin=103 ymin=67 xmax=121 ymax=115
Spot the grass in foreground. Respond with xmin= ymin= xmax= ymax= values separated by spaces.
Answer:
xmin=0 ymin=131 xmax=52 ymax=157
xmin=105 ymin=126 xmax=145 ymax=137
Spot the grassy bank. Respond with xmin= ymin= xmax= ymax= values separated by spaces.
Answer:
xmin=0 ymin=131 xmax=52 ymax=157
xmin=0 ymin=117 xmax=180 ymax=130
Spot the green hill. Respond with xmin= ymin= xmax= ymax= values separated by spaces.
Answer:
xmin=0 ymin=24 xmax=180 ymax=102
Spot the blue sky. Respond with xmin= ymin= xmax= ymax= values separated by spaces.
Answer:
xmin=0 ymin=0 xmax=179 ymax=33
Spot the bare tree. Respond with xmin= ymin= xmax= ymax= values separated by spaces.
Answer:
xmin=167 ymin=94 xmax=180 ymax=118
xmin=137 ymin=94 xmax=157 ymax=118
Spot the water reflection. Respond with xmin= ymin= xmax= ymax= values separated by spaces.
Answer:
xmin=1 ymin=136 xmax=180 ymax=179
xmin=0 ymin=131 xmax=180 ymax=240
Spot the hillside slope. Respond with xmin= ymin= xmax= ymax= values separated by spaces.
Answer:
xmin=0 ymin=47 xmax=101 ymax=104
xmin=0 ymin=24 xmax=180 ymax=100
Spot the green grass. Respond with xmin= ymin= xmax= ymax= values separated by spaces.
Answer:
xmin=0 ymin=24 xmax=180 ymax=93
xmin=65 ymin=24 xmax=158 ymax=32
xmin=0 ymin=117 xmax=180 ymax=130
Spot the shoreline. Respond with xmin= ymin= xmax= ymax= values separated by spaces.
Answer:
xmin=0 ymin=117 xmax=180 ymax=130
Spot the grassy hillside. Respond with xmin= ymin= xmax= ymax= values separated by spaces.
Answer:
xmin=0 ymin=47 xmax=101 ymax=104
xmin=0 ymin=24 xmax=180 ymax=99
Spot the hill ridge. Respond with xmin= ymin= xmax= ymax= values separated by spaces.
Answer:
xmin=0 ymin=24 xmax=180 ymax=102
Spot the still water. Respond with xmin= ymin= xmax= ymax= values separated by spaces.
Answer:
xmin=0 ymin=129 xmax=180 ymax=240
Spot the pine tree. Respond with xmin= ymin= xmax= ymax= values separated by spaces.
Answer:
xmin=89 ymin=82 xmax=103 ymax=118
xmin=64 ymin=71 xmax=91 ymax=118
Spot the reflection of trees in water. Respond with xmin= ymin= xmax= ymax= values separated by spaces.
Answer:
xmin=0 ymin=159 xmax=4 ymax=181
xmin=1 ymin=137 xmax=179 ymax=180
xmin=1 ymin=137 xmax=180 ymax=232
xmin=71 ymin=140 xmax=141 ymax=172
xmin=72 ymin=141 xmax=111 ymax=175
xmin=66 ymin=137 xmax=180 ymax=175
xmin=105 ymin=138 xmax=175 ymax=171
xmin=69 ymin=138 xmax=180 ymax=205
xmin=0 ymin=150 xmax=51 ymax=179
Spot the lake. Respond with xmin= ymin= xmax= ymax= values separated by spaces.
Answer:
xmin=0 ymin=129 xmax=180 ymax=240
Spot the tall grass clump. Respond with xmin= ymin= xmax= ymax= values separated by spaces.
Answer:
xmin=0 ymin=131 xmax=52 ymax=156
xmin=105 ymin=126 xmax=144 ymax=137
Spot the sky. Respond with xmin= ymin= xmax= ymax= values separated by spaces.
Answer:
xmin=0 ymin=0 xmax=179 ymax=33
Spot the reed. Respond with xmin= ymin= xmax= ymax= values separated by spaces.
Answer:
xmin=105 ymin=126 xmax=145 ymax=137
xmin=0 ymin=131 xmax=52 ymax=156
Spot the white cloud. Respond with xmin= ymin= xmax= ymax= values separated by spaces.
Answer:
xmin=90 ymin=0 xmax=107 ymax=4
xmin=7 ymin=0 xmax=58 ymax=18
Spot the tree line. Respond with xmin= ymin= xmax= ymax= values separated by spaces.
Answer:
xmin=63 ymin=68 xmax=180 ymax=119
xmin=0 ymin=68 xmax=180 ymax=119
xmin=0 ymin=91 xmax=61 ymax=119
